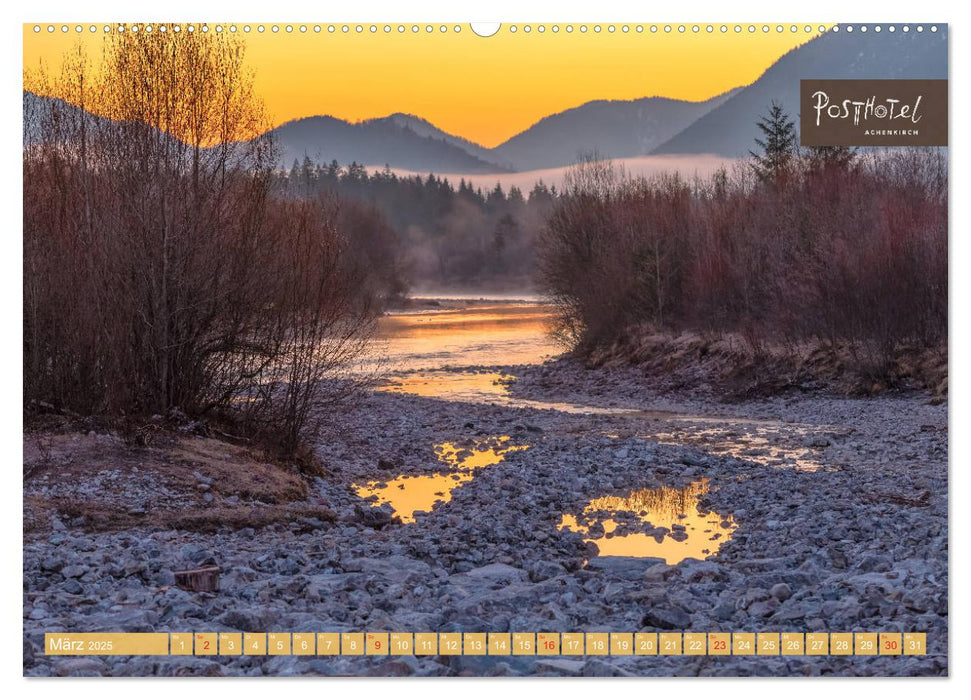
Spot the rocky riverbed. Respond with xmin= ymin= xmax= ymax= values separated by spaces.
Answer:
xmin=23 ymin=354 xmax=947 ymax=677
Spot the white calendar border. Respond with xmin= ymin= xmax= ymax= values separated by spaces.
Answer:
xmin=2 ymin=0 xmax=962 ymax=696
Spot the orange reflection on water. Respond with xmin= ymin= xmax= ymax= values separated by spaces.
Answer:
xmin=354 ymin=436 xmax=527 ymax=523
xmin=382 ymin=371 xmax=514 ymax=401
xmin=376 ymin=303 xmax=554 ymax=336
xmin=558 ymin=480 xmax=736 ymax=564
xmin=382 ymin=370 xmax=656 ymax=416
xmin=372 ymin=302 xmax=559 ymax=371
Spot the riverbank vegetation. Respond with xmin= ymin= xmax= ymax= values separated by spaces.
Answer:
xmin=23 ymin=30 xmax=403 ymax=457
xmin=538 ymin=141 xmax=947 ymax=392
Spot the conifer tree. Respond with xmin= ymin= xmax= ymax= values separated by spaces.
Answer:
xmin=750 ymin=101 xmax=797 ymax=182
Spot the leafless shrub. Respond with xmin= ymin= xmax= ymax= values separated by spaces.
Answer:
xmin=538 ymin=150 xmax=947 ymax=379
xmin=24 ymin=30 xmax=380 ymax=454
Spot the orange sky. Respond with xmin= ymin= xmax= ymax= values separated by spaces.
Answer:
xmin=23 ymin=23 xmax=826 ymax=148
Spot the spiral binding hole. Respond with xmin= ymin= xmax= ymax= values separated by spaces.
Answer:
xmin=26 ymin=21 xmax=939 ymax=38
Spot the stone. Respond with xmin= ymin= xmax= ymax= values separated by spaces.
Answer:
xmin=642 ymin=607 xmax=691 ymax=630
xmin=60 ymin=565 xmax=87 ymax=579
xmin=353 ymin=503 xmax=395 ymax=528
xmin=771 ymin=582 xmax=793 ymax=602
xmin=61 ymin=579 xmax=83 ymax=595
xmin=54 ymin=658 xmax=106 ymax=677
xmin=458 ymin=563 xmax=528 ymax=583
xmin=40 ymin=557 xmax=63 ymax=573
xmin=528 ymin=560 xmax=566 ymax=582
xmin=587 ymin=556 xmax=664 ymax=581
xmin=216 ymin=608 xmax=271 ymax=632
xmin=533 ymin=658 xmax=584 ymax=675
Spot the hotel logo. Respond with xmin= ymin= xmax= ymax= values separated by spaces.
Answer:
xmin=800 ymin=79 xmax=947 ymax=147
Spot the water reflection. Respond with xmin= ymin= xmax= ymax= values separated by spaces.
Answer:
xmin=558 ymin=480 xmax=736 ymax=564
xmin=354 ymin=436 xmax=527 ymax=523
xmin=654 ymin=426 xmax=826 ymax=472
xmin=382 ymin=371 xmax=514 ymax=402
xmin=381 ymin=370 xmax=650 ymax=416
xmin=372 ymin=302 xmax=559 ymax=371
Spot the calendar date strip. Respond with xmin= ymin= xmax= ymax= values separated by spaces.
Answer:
xmin=45 ymin=631 xmax=928 ymax=657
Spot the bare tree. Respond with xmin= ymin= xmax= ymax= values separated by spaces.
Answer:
xmin=24 ymin=30 xmax=379 ymax=454
xmin=537 ymin=148 xmax=947 ymax=380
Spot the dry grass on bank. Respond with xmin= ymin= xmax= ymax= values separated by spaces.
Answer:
xmin=586 ymin=328 xmax=948 ymax=401
xmin=23 ymin=424 xmax=335 ymax=535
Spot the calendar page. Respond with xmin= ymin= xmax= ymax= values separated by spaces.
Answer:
xmin=22 ymin=20 xmax=947 ymax=678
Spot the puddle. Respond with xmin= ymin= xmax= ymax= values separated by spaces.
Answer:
xmin=654 ymin=426 xmax=827 ymax=472
xmin=558 ymin=480 xmax=736 ymax=564
xmin=354 ymin=436 xmax=527 ymax=523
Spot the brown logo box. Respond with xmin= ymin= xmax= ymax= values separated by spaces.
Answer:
xmin=800 ymin=79 xmax=947 ymax=147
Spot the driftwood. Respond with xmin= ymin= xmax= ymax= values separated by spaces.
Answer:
xmin=173 ymin=565 xmax=221 ymax=592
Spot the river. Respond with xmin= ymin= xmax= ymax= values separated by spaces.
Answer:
xmin=361 ymin=298 xmax=743 ymax=562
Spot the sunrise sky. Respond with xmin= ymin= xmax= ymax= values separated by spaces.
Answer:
xmin=23 ymin=23 xmax=825 ymax=148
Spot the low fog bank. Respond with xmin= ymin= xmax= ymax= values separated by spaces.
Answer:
xmin=384 ymin=155 xmax=743 ymax=191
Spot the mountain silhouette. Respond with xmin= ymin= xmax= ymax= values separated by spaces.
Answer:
xmin=489 ymin=90 xmax=739 ymax=171
xmin=269 ymin=91 xmax=738 ymax=173
xmin=269 ymin=89 xmax=738 ymax=174
xmin=266 ymin=115 xmax=510 ymax=174
xmin=652 ymin=27 xmax=948 ymax=156
xmin=23 ymin=92 xmax=103 ymax=144
xmin=382 ymin=113 xmax=502 ymax=166
xmin=25 ymin=27 xmax=948 ymax=173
